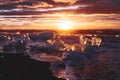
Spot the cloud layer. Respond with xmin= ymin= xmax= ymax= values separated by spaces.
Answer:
xmin=0 ymin=14 xmax=120 ymax=30
xmin=0 ymin=0 xmax=120 ymax=14
xmin=53 ymin=0 xmax=78 ymax=5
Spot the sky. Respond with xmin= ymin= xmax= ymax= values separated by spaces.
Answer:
xmin=0 ymin=0 xmax=120 ymax=30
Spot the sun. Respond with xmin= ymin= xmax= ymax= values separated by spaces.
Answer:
xmin=58 ymin=20 xmax=73 ymax=30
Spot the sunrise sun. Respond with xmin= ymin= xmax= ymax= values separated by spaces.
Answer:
xmin=58 ymin=20 xmax=73 ymax=30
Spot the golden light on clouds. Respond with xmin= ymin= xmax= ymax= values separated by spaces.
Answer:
xmin=17 ymin=2 xmax=53 ymax=8
xmin=0 ymin=14 xmax=120 ymax=30
xmin=53 ymin=0 xmax=78 ymax=4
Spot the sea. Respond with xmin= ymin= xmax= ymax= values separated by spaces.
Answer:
xmin=0 ymin=30 xmax=120 ymax=80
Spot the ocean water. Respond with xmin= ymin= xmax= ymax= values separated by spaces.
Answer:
xmin=0 ymin=31 xmax=120 ymax=80
xmin=26 ymin=33 xmax=120 ymax=80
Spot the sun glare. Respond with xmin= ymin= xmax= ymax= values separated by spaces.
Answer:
xmin=58 ymin=20 xmax=73 ymax=30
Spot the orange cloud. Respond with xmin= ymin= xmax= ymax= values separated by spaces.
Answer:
xmin=32 ymin=2 xmax=53 ymax=8
xmin=53 ymin=0 xmax=78 ymax=5
xmin=17 ymin=2 xmax=53 ymax=8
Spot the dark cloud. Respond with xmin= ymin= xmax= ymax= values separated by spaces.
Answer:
xmin=76 ymin=0 xmax=98 ymax=4
xmin=81 ymin=0 xmax=120 ymax=13
xmin=0 ymin=0 xmax=55 ymax=9
xmin=0 ymin=0 xmax=120 ymax=14
xmin=0 ymin=0 xmax=23 ymax=5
